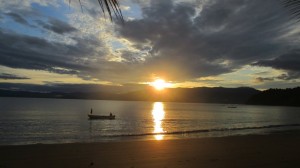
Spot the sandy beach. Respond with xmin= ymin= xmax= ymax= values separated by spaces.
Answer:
xmin=1 ymin=132 xmax=300 ymax=168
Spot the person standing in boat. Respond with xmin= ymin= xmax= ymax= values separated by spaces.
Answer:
xmin=90 ymin=108 xmax=93 ymax=114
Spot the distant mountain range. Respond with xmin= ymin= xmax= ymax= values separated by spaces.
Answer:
xmin=246 ymin=87 xmax=300 ymax=106
xmin=1 ymin=87 xmax=300 ymax=106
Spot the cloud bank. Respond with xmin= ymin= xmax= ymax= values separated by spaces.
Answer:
xmin=118 ymin=0 xmax=300 ymax=82
xmin=0 ymin=0 xmax=299 ymax=89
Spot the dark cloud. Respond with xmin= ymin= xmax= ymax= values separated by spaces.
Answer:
xmin=117 ymin=0 xmax=299 ymax=81
xmin=253 ymin=50 xmax=300 ymax=71
xmin=0 ymin=29 xmax=103 ymax=76
xmin=277 ymin=72 xmax=300 ymax=80
xmin=120 ymin=50 xmax=145 ymax=63
xmin=0 ymin=73 xmax=30 ymax=80
xmin=5 ymin=12 xmax=30 ymax=25
xmin=255 ymin=72 xmax=300 ymax=83
xmin=255 ymin=77 xmax=274 ymax=83
xmin=253 ymin=50 xmax=300 ymax=80
xmin=37 ymin=18 xmax=77 ymax=34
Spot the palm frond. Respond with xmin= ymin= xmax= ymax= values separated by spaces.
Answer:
xmin=282 ymin=0 xmax=300 ymax=21
xmin=71 ymin=0 xmax=124 ymax=22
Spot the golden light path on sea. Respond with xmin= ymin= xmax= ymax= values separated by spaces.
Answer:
xmin=152 ymin=102 xmax=165 ymax=140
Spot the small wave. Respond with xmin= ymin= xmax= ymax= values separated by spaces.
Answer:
xmin=106 ymin=123 xmax=300 ymax=138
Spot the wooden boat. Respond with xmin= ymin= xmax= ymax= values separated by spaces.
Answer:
xmin=88 ymin=114 xmax=115 ymax=120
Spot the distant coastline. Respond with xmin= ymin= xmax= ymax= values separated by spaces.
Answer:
xmin=1 ymin=87 xmax=299 ymax=106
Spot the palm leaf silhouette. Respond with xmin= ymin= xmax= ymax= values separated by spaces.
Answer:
xmin=283 ymin=0 xmax=300 ymax=21
xmin=73 ymin=0 xmax=123 ymax=22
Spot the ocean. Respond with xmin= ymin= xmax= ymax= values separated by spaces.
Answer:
xmin=1 ymin=97 xmax=300 ymax=145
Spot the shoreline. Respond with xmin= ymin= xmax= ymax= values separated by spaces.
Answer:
xmin=1 ymin=131 xmax=300 ymax=168
xmin=2 ymin=125 xmax=300 ymax=146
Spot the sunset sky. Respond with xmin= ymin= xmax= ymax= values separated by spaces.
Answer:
xmin=0 ymin=0 xmax=300 ymax=92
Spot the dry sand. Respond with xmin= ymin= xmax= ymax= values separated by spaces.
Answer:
xmin=1 ymin=132 xmax=300 ymax=168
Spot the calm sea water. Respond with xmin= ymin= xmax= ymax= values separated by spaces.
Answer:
xmin=1 ymin=97 xmax=300 ymax=145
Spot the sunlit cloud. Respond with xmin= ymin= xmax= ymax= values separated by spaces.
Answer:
xmin=0 ymin=0 xmax=299 ymax=90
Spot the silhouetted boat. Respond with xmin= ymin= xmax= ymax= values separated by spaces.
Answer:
xmin=227 ymin=106 xmax=237 ymax=108
xmin=88 ymin=114 xmax=115 ymax=120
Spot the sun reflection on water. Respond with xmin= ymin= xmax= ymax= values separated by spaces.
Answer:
xmin=152 ymin=102 xmax=165 ymax=140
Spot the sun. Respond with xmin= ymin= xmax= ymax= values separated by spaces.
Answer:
xmin=150 ymin=79 xmax=169 ymax=90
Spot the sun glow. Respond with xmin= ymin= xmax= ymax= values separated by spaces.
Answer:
xmin=150 ymin=79 xmax=170 ymax=90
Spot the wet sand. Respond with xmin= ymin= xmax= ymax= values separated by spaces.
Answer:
xmin=1 ymin=132 xmax=300 ymax=168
